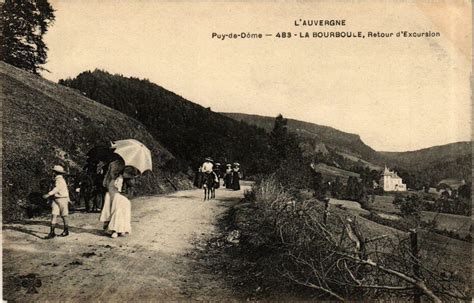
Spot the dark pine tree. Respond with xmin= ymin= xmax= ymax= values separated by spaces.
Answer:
xmin=1 ymin=0 xmax=55 ymax=74
xmin=270 ymin=114 xmax=290 ymax=161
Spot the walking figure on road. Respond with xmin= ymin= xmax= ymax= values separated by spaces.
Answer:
xmin=99 ymin=157 xmax=125 ymax=231
xmin=231 ymin=162 xmax=241 ymax=191
xmin=43 ymin=165 xmax=70 ymax=239
xmin=224 ymin=163 xmax=233 ymax=188
xmin=213 ymin=162 xmax=221 ymax=189
xmin=106 ymin=174 xmax=132 ymax=238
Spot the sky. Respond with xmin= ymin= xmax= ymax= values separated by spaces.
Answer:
xmin=43 ymin=0 xmax=472 ymax=152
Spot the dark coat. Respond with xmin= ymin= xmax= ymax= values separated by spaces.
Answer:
xmin=231 ymin=169 xmax=241 ymax=190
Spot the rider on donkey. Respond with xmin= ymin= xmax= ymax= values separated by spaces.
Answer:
xmin=201 ymin=157 xmax=219 ymax=199
xmin=201 ymin=157 xmax=215 ymax=184
xmin=202 ymin=157 xmax=213 ymax=172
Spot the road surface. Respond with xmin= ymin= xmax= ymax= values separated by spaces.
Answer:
xmin=3 ymin=182 xmax=251 ymax=302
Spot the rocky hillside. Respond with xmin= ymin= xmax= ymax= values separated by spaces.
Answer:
xmin=2 ymin=61 xmax=191 ymax=222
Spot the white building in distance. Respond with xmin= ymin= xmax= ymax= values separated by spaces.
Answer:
xmin=379 ymin=166 xmax=407 ymax=191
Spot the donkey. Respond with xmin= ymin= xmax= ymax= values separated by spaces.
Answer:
xmin=79 ymin=173 xmax=100 ymax=212
xmin=203 ymin=171 xmax=218 ymax=200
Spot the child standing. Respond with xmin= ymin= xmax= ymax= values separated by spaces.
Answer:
xmin=43 ymin=165 xmax=70 ymax=239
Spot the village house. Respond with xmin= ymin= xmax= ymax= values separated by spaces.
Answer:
xmin=379 ymin=166 xmax=407 ymax=191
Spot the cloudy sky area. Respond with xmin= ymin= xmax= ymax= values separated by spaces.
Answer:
xmin=43 ymin=1 xmax=471 ymax=152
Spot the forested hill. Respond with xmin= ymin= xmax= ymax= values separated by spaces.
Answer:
xmin=221 ymin=112 xmax=377 ymax=160
xmin=380 ymin=142 xmax=472 ymax=185
xmin=380 ymin=141 xmax=471 ymax=170
xmin=59 ymin=70 xmax=271 ymax=174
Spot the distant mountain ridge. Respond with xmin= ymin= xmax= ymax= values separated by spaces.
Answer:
xmin=221 ymin=112 xmax=471 ymax=182
xmin=380 ymin=141 xmax=471 ymax=169
xmin=221 ymin=112 xmax=378 ymax=160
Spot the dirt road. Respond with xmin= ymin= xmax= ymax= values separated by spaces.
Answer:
xmin=3 ymin=182 xmax=251 ymax=302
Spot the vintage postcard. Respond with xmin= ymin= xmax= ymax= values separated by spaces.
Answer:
xmin=2 ymin=0 xmax=472 ymax=301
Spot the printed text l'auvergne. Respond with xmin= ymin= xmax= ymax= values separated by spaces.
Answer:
xmin=293 ymin=19 xmax=346 ymax=27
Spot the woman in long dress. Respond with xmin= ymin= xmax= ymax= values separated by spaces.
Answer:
xmin=106 ymin=175 xmax=131 ymax=238
xmin=224 ymin=164 xmax=233 ymax=188
xmin=231 ymin=163 xmax=241 ymax=191
xmin=99 ymin=159 xmax=124 ymax=230
xmin=100 ymin=175 xmax=131 ymax=238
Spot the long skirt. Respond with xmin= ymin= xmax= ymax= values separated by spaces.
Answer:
xmin=224 ymin=174 xmax=232 ymax=188
xmin=99 ymin=192 xmax=112 ymax=222
xmin=107 ymin=193 xmax=132 ymax=234
xmin=214 ymin=175 xmax=221 ymax=189
xmin=231 ymin=172 xmax=240 ymax=190
xmin=99 ymin=180 xmax=120 ymax=222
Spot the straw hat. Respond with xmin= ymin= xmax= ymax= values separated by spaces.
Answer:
xmin=52 ymin=165 xmax=66 ymax=174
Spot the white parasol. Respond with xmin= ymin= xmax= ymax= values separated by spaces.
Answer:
xmin=111 ymin=139 xmax=152 ymax=173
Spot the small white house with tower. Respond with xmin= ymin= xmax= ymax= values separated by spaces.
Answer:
xmin=379 ymin=166 xmax=407 ymax=192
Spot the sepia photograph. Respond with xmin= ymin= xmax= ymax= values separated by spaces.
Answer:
xmin=1 ymin=0 xmax=472 ymax=301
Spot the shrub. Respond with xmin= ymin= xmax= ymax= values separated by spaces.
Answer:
xmin=234 ymin=178 xmax=470 ymax=301
xmin=393 ymin=194 xmax=422 ymax=227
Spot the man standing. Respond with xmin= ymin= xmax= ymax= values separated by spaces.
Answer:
xmin=43 ymin=165 xmax=70 ymax=239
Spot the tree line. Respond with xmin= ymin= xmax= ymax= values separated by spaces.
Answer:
xmin=59 ymin=70 xmax=287 ymax=176
xmin=1 ymin=0 xmax=55 ymax=74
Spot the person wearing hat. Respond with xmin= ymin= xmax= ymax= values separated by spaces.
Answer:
xmin=201 ymin=157 xmax=214 ymax=174
xmin=213 ymin=163 xmax=221 ymax=189
xmin=42 ymin=165 xmax=70 ymax=239
xmin=231 ymin=163 xmax=241 ymax=191
xmin=224 ymin=164 xmax=233 ymax=188
xmin=201 ymin=157 xmax=216 ymax=193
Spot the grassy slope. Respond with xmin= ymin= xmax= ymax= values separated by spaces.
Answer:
xmin=371 ymin=194 xmax=471 ymax=229
xmin=2 ymin=61 xmax=190 ymax=222
xmin=341 ymin=206 xmax=472 ymax=290
xmin=312 ymin=163 xmax=360 ymax=180
xmin=336 ymin=151 xmax=382 ymax=170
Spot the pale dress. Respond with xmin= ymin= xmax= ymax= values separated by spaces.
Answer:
xmin=99 ymin=176 xmax=132 ymax=234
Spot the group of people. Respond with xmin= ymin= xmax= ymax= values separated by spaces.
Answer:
xmin=42 ymin=156 xmax=241 ymax=239
xmin=194 ymin=157 xmax=242 ymax=191
xmin=43 ymin=159 xmax=133 ymax=239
